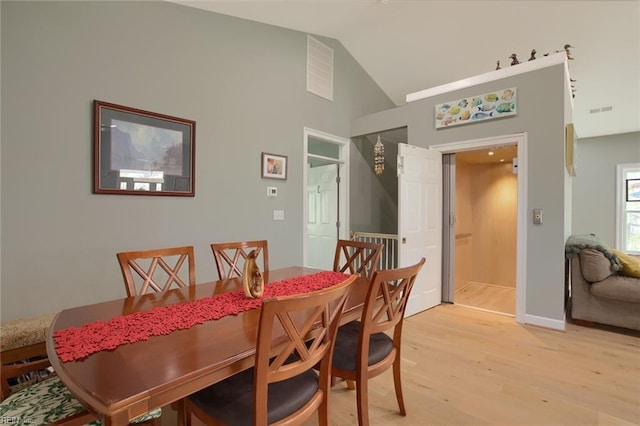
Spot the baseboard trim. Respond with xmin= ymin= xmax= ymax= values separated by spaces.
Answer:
xmin=524 ymin=314 xmax=566 ymax=331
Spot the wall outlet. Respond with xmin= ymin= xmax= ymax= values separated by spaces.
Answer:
xmin=267 ymin=186 xmax=277 ymax=197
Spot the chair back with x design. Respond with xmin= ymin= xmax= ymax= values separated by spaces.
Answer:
xmin=333 ymin=239 xmax=383 ymax=280
xmin=211 ymin=240 xmax=269 ymax=280
xmin=362 ymin=257 xmax=426 ymax=337
xmin=183 ymin=274 xmax=358 ymax=426
xmin=116 ymin=246 xmax=196 ymax=297
xmin=252 ymin=274 xmax=357 ymax=424
xmin=331 ymin=257 xmax=426 ymax=426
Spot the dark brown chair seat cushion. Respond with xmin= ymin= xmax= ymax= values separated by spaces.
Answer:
xmin=332 ymin=321 xmax=394 ymax=372
xmin=186 ymin=364 xmax=318 ymax=426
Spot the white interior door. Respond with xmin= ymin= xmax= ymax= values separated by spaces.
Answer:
xmin=305 ymin=164 xmax=338 ymax=270
xmin=398 ymin=143 xmax=442 ymax=316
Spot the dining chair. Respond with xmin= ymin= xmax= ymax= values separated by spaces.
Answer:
xmin=331 ymin=258 xmax=426 ymax=426
xmin=115 ymin=246 xmax=194 ymax=424
xmin=0 ymin=345 xmax=161 ymax=425
xmin=333 ymin=239 xmax=383 ymax=280
xmin=183 ymin=274 xmax=359 ymax=426
xmin=116 ymin=245 xmax=196 ymax=297
xmin=211 ymin=240 xmax=269 ymax=280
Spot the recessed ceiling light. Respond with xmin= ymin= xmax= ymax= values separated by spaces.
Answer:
xmin=500 ymin=159 xmax=505 ymax=162
xmin=488 ymin=151 xmax=494 ymax=156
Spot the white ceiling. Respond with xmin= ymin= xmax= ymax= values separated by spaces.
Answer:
xmin=170 ymin=0 xmax=639 ymax=139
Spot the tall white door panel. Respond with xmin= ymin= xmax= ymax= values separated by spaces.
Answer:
xmin=306 ymin=164 xmax=338 ymax=270
xmin=398 ymin=144 xmax=442 ymax=316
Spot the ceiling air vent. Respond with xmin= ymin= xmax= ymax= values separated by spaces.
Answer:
xmin=589 ymin=106 xmax=613 ymax=114
xmin=307 ymin=35 xmax=333 ymax=101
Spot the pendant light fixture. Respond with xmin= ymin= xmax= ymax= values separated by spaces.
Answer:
xmin=374 ymin=135 xmax=384 ymax=175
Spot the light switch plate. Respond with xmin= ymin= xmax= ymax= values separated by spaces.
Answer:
xmin=533 ymin=208 xmax=543 ymax=224
xmin=267 ymin=186 xmax=277 ymax=197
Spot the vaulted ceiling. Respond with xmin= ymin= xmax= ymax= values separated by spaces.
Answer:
xmin=170 ymin=0 xmax=639 ymax=139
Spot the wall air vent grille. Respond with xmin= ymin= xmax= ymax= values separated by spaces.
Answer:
xmin=590 ymin=106 xmax=613 ymax=114
xmin=306 ymin=35 xmax=333 ymax=101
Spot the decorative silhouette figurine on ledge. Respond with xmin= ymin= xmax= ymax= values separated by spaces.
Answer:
xmin=509 ymin=53 xmax=520 ymax=66
xmin=528 ymin=49 xmax=537 ymax=61
xmin=564 ymin=44 xmax=574 ymax=60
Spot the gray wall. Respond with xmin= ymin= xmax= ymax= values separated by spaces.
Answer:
xmin=350 ymin=133 xmax=399 ymax=234
xmin=0 ymin=0 xmax=3 ymax=316
xmin=572 ymin=132 xmax=640 ymax=244
xmin=0 ymin=1 xmax=394 ymax=321
xmin=351 ymin=65 xmax=570 ymax=324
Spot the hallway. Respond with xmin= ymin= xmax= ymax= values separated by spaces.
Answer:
xmin=455 ymin=281 xmax=515 ymax=316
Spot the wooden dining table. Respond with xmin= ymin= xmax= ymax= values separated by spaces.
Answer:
xmin=46 ymin=267 xmax=369 ymax=426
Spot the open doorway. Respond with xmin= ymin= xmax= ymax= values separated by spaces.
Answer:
xmin=306 ymin=162 xmax=339 ymax=269
xmin=303 ymin=128 xmax=349 ymax=270
xmin=434 ymin=132 xmax=527 ymax=324
xmin=451 ymin=145 xmax=518 ymax=316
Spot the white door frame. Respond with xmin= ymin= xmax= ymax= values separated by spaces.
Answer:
xmin=302 ymin=128 xmax=350 ymax=267
xmin=430 ymin=132 xmax=527 ymax=324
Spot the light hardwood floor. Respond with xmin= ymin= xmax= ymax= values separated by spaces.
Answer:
xmin=166 ymin=304 xmax=640 ymax=425
xmin=455 ymin=281 xmax=516 ymax=316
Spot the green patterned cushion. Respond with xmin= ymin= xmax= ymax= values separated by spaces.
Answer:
xmin=0 ymin=375 xmax=88 ymax=424
xmin=130 ymin=407 xmax=162 ymax=423
xmin=85 ymin=408 xmax=161 ymax=425
xmin=0 ymin=376 xmax=162 ymax=425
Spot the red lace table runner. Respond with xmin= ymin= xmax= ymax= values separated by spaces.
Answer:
xmin=53 ymin=271 xmax=349 ymax=362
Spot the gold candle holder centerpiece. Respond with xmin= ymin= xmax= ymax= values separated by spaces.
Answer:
xmin=242 ymin=249 xmax=264 ymax=298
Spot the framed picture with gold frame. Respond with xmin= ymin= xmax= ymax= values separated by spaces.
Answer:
xmin=565 ymin=123 xmax=577 ymax=176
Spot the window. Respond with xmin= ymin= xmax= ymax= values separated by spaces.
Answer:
xmin=617 ymin=163 xmax=640 ymax=254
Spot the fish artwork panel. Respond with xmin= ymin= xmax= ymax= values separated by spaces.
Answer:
xmin=496 ymin=102 xmax=515 ymax=113
xmin=472 ymin=112 xmax=493 ymax=120
xmin=441 ymin=116 xmax=458 ymax=126
xmin=484 ymin=93 xmax=499 ymax=102
xmin=435 ymin=87 xmax=517 ymax=129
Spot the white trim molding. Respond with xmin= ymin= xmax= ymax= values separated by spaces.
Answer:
xmin=406 ymin=52 xmax=568 ymax=103
xmin=302 ymin=127 xmax=350 ymax=268
xmin=430 ymin=133 xmax=528 ymax=325
xmin=524 ymin=314 xmax=566 ymax=331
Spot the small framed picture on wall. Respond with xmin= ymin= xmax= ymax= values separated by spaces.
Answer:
xmin=261 ymin=152 xmax=287 ymax=180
